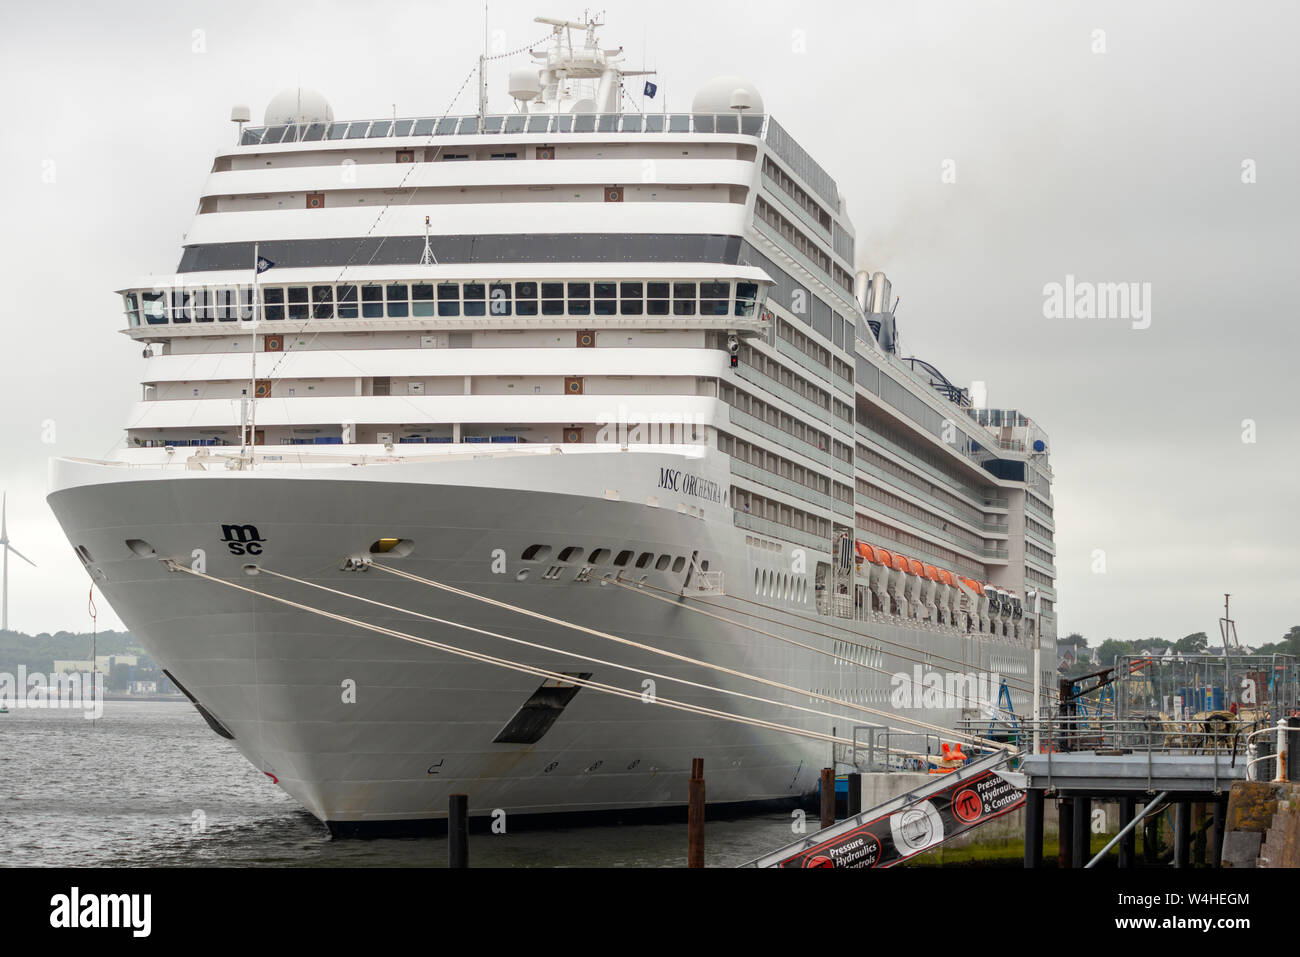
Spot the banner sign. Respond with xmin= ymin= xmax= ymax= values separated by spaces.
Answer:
xmin=770 ymin=768 xmax=1024 ymax=868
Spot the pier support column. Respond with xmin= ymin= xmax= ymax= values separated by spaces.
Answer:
xmin=1118 ymin=796 xmax=1136 ymax=869
xmin=1072 ymin=795 xmax=1092 ymax=868
xmin=1174 ymin=801 xmax=1191 ymax=868
xmin=687 ymin=758 xmax=706 ymax=869
xmin=1210 ymin=797 xmax=1227 ymax=868
xmin=448 ymin=794 xmax=469 ymax=869
xmin=819 ymin=768 xmax=835 ymax=829
xmin=1024 ymin=789 xmax=1044 ymax=869
xmin=1057 ymin=798 xmax=1074 ymax=869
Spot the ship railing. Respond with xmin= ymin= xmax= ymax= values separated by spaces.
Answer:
xmin=953 ymin=714 xmax=1279 ymax=762
xmin=691 ymin=570 xmax=725 ymax=595
xmin=239 ymin=111 xmax=771 ymax=147
xmin=850 ymin=725 xmax=944 ymax=773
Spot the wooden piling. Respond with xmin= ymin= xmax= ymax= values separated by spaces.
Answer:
xmin=1174 ymin=801 xmax=1191 ymax=868
xmin=847 ymin=772 xmax=862 ymax=817
xmin=819 ymin=767 xmax=835 ymax=830
xmin=448 ymin=793 xmax=469 ymax=869
xmin=687 ymin=757 xmax=705 ymax=868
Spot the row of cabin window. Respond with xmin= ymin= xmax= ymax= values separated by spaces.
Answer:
xmin=520 ymin=543 xmax=698 ymax=574
xmin=132 ymin=281 xmax=760 ymax=324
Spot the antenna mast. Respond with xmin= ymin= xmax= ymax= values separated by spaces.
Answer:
xmin=477 ymin=1 xmax=489 ymax=127
xmin=420 ymin=215 xmax=438 ymax=265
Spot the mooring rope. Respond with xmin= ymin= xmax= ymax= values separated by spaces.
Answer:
xmin=367 ymin=562 xmax=1014 ymax=750
xmin=164 ymin=560 xmax=867 ymax=749
xmin=252 ymin=566 xmax=888 ymax=734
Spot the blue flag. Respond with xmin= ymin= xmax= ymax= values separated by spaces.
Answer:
xmin=643 ymin=80 xmax=657 ymax=99
xmin=256 ymin=256 xmax=275 ymax=274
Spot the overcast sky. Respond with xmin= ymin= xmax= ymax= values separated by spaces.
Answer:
xmin=0 ymin=0 xmax=1295 ymax=647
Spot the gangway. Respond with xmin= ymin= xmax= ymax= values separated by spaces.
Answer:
xmin=743 ymin=749 xmax=1024 ymax=868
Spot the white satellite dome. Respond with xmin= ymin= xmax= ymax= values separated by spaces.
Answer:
xmin=264 ymin=87 xmax=334 ymax=126
xmin=691 ymin=75 xmax=764 ymax=115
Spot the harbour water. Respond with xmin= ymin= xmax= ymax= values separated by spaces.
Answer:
xmin=0 ymin=701 xmax=800 ymax=867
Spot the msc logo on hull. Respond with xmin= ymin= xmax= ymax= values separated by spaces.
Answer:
xmin=220 ymin=523 xmax=266 ymax=556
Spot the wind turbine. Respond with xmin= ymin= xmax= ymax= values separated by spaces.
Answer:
xmin=1 ymin=493 xmax=37 ymax=632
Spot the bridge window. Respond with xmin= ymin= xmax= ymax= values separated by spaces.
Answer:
xmin=170 ymin=290 xmax=191 ymax=323
xmin=262 ymin=286 xmax=284 ymax=320
xmin=361 ymin=284 xmax=383 ymax=318
xmin=287 ymin=286 xmax=309 ymax=320
xmin=312 ymin=285 xmax=334 ymax=319
xmin=337 ymin=284 xmax=358 ymax=319
xmin=463 ymin=282 xmax=486 ymax=317
xmin=514 ymin=281 xmax=538 ymax=316
xmin=594 ymin=282 xmax=616 ymax=316
xmin=567 ymin=282 xmax=591 ymax=316
xmin=735 ymin=281 xmax=758 ymax=317
xmin=700 ymin=281 xmax=730 ymax=316
xmin=412 ymin=283 xmax=435 ymax=317
xmin=193 ymin=289 xmax=213 ymax=322
xmin=218 ymin=287 xmax=241 ymax=321
xmin=620 ymin=281 xmax=643 ymax=315
xmin=647 ymin=282 xmax=670 ymax=316
xmin=142 ymin=291 xmax=168 ymax=324
xmin=489 ymin=282 xmax=512 ymax=316
xmin=386 ymin=284 xmax=409 ymax=318
xmin=541 ymin=283 xmax=564 ymax=316
xmin=437 ymin=283 xmax=460 ymax=316
xmin=672 ymin=282 xmax=697 ymax=316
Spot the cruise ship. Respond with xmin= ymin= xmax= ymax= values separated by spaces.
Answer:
xmin=47 ymin=15 xmax=1059 ymax=832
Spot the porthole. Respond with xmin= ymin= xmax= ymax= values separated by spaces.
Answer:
xmin=589 ymin=548 xmax=611 ymax=564
xmin=671 ymin=556 xmax=685 ymax=573
xmin=521 ymin=544 xmax=552 ymax=561
xmin=635 ymin=552 xmax=653 ymax=569
xmin=558 ymin=546 xmax=584 ymax=563
xmin=654 ymin=555 xmax=671 ymax=571
xmin=613 ymin=549 xmax=633 ymax=567
xmin=754 ymin=567 xmax=761 ymax=593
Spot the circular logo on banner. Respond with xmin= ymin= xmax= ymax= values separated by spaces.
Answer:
xmin=890 ymin=800 xmax=944 ymax=854
xmin=953 ymin=788 xmax=985 ymax=824
xmin=803 ymin=855 xmax=834 ymax=868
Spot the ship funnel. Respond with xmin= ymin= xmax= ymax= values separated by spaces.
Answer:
xmin=854 ymin=270 xmax=871 ymax=313
xmin=870 ymin=271 xmax=892 ymax=315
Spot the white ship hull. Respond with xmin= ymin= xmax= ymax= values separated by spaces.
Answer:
xmin=47 ymin=448 xmax=1034 ymax=830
